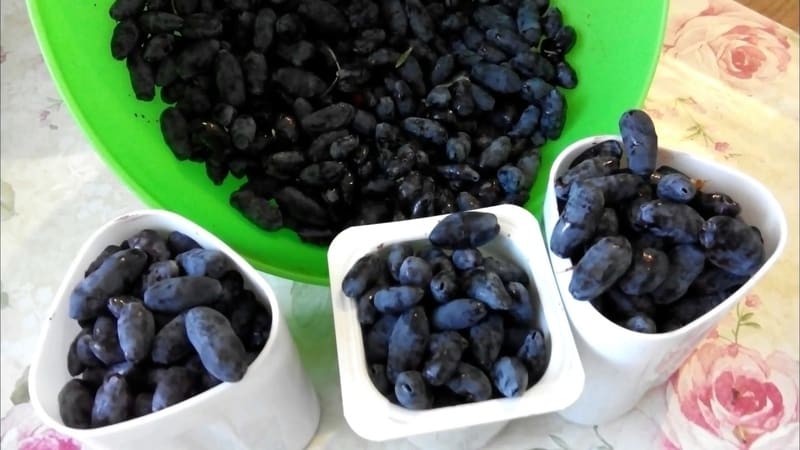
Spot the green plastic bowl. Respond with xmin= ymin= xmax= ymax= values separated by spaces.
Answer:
xmin=27 ymin=0 xmax=668 ymax=285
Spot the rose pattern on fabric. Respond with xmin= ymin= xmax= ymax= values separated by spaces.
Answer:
xmin=664 ymin=0 xmax=793 ymax=95
xmin=744 ymin=294 xmax=761 ymax=309
xmin=661 ymin=296 xmax=800 ymax=450
xmin=0 ymin=404 xmax=81 ymax=450
xmin=714 ymin=142 xmax=731 ymax=153
xmin=663 ymin=341 xmax=799 ymax=449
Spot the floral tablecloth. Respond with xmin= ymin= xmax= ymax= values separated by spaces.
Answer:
xmin=1 ymin=0 xmax=797 ymax=449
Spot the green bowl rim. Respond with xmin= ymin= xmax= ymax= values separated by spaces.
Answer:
xmin=24 ymin=0 xmax=670 ymax=285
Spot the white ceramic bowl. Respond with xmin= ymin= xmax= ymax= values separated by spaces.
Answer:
xmin=29 ymin=210 xmax=321 ymax=450
xmin=543 ymin=135 xmax=788 ymax=426
xmin=327 ymin=204 xmax=585 ymax=446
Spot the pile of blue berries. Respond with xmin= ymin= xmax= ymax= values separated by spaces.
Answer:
xmin=108 ymin=0 xmax=577 ymax=244
xmin=550 ymin=109 xmax=765 ymax=333
xmin=58 ymin=229 xmax=271 ymax=428
xmin=342 ymin=211 xmax=549 ymax=410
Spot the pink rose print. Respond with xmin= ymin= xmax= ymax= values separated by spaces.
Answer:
xmin=744 ymin=294 xmax=761 ymax=309
xmin=662 ymin=339 xmax=799 ymax=449
xmin=662 ymin=435 xmax=681 ymax=450
xmin=663 ymin=0 xmax=792 ymax=95
xmin=17 ymin=429 xmax=80 ymax=450
xmin=714 ymin=142 xmax=731 ymax=153
xmin=1 ymin=404 xmax=81 ymax=450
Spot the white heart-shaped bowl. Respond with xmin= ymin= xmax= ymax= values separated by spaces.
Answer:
xmin=29 ymin=209 xmax=320 ymax=450
xmin=543 ymin=136 xmax=788 ymax=425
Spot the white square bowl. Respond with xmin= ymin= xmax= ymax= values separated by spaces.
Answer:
xmin=543 ymin=135 xmax=789 ymax=425
xmin=28 ymin=209 xmax=320 ymax=450
xmin=327 ymin=204 xmax=585 ymax=445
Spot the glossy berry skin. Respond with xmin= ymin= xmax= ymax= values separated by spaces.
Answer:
xmin=470 ymin=63 xmax=522 ymax=94
xmin=635 ymin=200 xmax=704 ymax=244
xmin=603 ymin=287 xmax=654 ymax=320
xmin=398 ymin=256 xmax=433 ymax=287
xmin=395 ymin=371 xmax=432 ymax=410
xmin=699 ymin=216 xmax=765 ymax=277
xmin=111 ymin=20 xmax=140 ymax=60
xmin=386 ymin=243 xmax=414 ymax=281
xmin=368 ymin=363 xmax=392 ymax=396
xmin=492 ymin=356 xmax=529 ymax=398
xmin=423 ymin=331 xmax=468 ymax=386
xmin=468 ymin=314 xmax=504 ymax=371
xmin=656 ymin=173 xmax=697 ymax=203
xmin=549 ymin=182 xmax=605 ymax=258
xmin=152 ymin=367 xmax=194 ymax=412
xmin=479 ymin=136 xmax=512 ymax=171
xmin=569 ymin=140 xmax=623 ymax=169
xmin=482 ymin=256 xmax=527 ymax=285
xmin=506 ymin=281 xmax=536 ymax=327
xmin=663 ymin=292 xmax=728 ymax=326
xmin=387 ymin=306 xmax=430 ymax=382
xmin=90 ymin=316 xmax=126 ymax=366
xmin=176 ymin=248 xmax=232 ymax=279
xmin=516 ymin=0 xmax=542 ymax=43
xmin=58 ymin=380 xmax=95 ymax=429
xmin=373 ymin=286 xmax=425 ymax=313
xmin=91 ymin=375 xmax=132 ymax=427
xmin=691 ymin=191 xmax=742 ymax=218
xmin=452 ymin=249 xmax=483 ymax=271
xmin=143 ymin=276 xmax=222 ymax=313
xmin=517 ymin=329 xmax=548 ymax=386
xmin=616 ymin=247 xmax=669 ymax=296
xmin=464 ymin=269 xmax=514 ymax=310
xmin=690 ymin=266 xmax=749 ymax=295
xmin=446 ymin=362 xmax=492 ymax=402
xmin=151 ymin=313 xmax=192 ymax=364
xmin=648 ymin=165 xmax=687 ymax=185
xmin=623 ymin=314 xmax=657 ymax=334
xmin=569 ymin=236 xmax=633 ymax=301
xmin=619 ymin=109 xmax=658 ymax=176
xmin=430 ymin=270 xmax=459 ymax=303
xmin=116 ymin=302 xmax=156 ymax=363
xmin=364 ymin=314 xmax=398 ymax=363
xmin=69 ymin=249 xmax=148 ymax=321
xmin=554 ymin=155 xmax=619 ymax=200
xmin=579 ymin=173 xmax=644 ymax=204
xmin=651 ymin=244 xmax=706 ymax=305
xmin=342 ymin=252 xmax=382 ymax=298
xmin=185 ymin=307 xmax=248 ymax=382
xmin=595 ymin=208 xmax=619 ymax=237
xmin=429 ymin=212 xmax=500 ymax=249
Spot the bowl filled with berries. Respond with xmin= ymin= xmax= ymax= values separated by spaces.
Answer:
xmin=328 ymin=206 xmax=585 ymax=446
xmin=543 ymin=110 xmax=789 ymax=425
xmin=27 ymin=0 xmax=668 ymax=285
xmin=28 ymin=209 xmax=320 ymax=450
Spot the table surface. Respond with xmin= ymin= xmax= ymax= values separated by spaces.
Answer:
xmin=1 ymin=0 xmax=798 ymax=449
